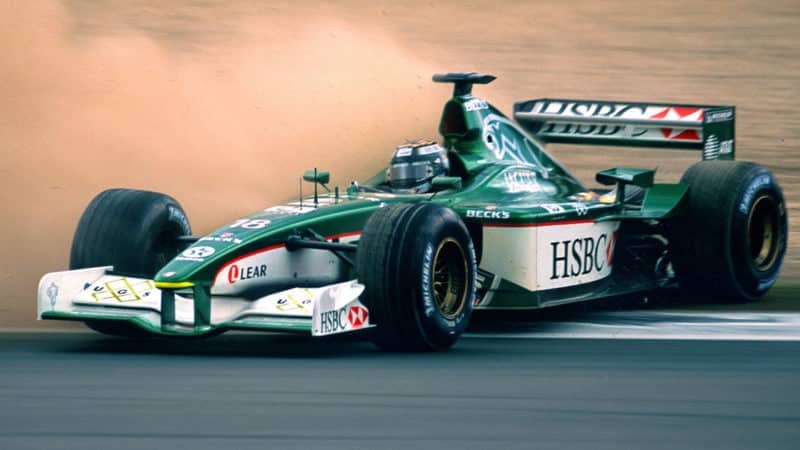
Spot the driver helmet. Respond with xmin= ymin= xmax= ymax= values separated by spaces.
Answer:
xmin=387 ymin=139 xmax=450 ymax=193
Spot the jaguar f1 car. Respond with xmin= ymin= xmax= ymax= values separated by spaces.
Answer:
xmin=38 ymin=73 xmax=787 ymax=351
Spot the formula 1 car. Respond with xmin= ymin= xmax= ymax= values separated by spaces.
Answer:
xmin=38 ymin=73 xmax=787 ymax=351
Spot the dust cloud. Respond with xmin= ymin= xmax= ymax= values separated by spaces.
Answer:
xmin=0 ymin=1 xmax=444 ymax=326
xmin=3 ymin=0 xmax=800 ymax=327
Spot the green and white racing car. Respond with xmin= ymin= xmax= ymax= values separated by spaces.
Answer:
xmin=38 ymin=73 xmax=787 ymax=351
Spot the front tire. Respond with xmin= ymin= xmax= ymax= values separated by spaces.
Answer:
xmin=671 ymin=161 xmax=787 ymax=302
xmin=70 ymin=188 xmax=192 ymax=336
xmin=356 ymin=203 xmax=476 ymax=351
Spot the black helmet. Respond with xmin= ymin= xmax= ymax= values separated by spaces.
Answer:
xmin=387 ymin=140 xmax=450 ymax=193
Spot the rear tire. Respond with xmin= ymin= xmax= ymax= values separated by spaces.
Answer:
xmin=356 ymin=203 xmax=476 ymax=351
xmin=70 ymin=188 xmax=192 ymax=336
xmin=671 ymin=161 xmax=787 ymax=302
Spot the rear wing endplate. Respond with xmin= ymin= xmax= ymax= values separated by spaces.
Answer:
xmin=514 ymin=99 xmax=735 ymax=160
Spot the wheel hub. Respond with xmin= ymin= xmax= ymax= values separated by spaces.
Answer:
xmin=747 ymin=195 xmax=780 ymax=272
xmin=432 ymin=238 xmax=468 ymax=320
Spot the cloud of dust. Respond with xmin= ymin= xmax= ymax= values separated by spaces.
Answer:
xmin=0 ymin=1 xmax=446 ymax=326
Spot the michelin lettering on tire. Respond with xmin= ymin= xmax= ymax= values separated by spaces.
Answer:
xmin=739 ymin=174 xmax=771 ymax=214
xmin=421 ymin=242 xmax=436 ymax=318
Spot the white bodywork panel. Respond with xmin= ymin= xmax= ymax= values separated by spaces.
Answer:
xmin=210 ymin=234 xmax=360 ymax=295
xmin=536 ymin=221 xmax=619 ymax=290
xmin=38 ymin=266 xmax=113 ymax=317
xmin=481 ymin=226 xmax=538 ymax=290
xmin=481 ymin=220 xmax=620 ymax=291
xmin=38 ymin=268 xmax=370 ymax=336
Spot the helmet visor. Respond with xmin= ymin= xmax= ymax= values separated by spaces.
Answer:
xmin=389 ymin=161 xmax=434 ymax=189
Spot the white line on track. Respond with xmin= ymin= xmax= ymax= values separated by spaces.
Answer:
xmin=5 ymin=312 xmax=800 ymax=341
xmin=465 ymin=311 xmax=800 ymax=341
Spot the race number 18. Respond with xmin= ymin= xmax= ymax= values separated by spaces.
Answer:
xmin=228 ymin=219 xmax=272 ymax=229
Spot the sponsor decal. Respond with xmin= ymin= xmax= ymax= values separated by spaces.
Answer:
xmin=540 ymin=204 xmax=565 ymax=214
xmin=656 ymin=127 xmax=701 ymax=141
xmin=648 ymin=106 xmax=704 ymax=122
xmin=319 ymin=304 xmax=369 ymax=334
xmin=705 ymin=108 xmax=734 ymax=123
xmin=418 ymin=144 xmax=443 ymax=155
xmin=226 ymin=264 xmax=268 ymax=284
xmin=542 ymin=122 xmax=625 ymax=138
xmin=228 ymin=219 xmax=272 ymax=230
xmin=91 ymin=278 xmax=155 ymax=303
xmin=504 ymin=170 xmax=542 ymax=193
xmin=648 ymin=107 xmax=703 ymax=141
xmin=46 ymin=282 xmax=59 ymax=309
xmin=163 ymin=271 xmax=176 ymax=278
xmin=464 ymin=98 xmax=488 ymax=111
xmin=466 ymin=209 xmax=511 ymax=219
xmin=530 ymin=100 xmax=704 ymax=142
xmin=720 ymin=139 xmax=734 ymax=155
xmin=178 ymin=246 xmax=215 ymax=262
xmin=532 ymin=100 xmax=647 ymax=119
xmin=537 ymin=221 xmax=619 ymax=290
xmin=739 ymin=174 xmax=771 ymax=214
xmin=549 ymin=233 xmax=612 ymax=280
xmin=531 ymin=101 xmax=639 ymax=138
xmin=531 ymin=100 xmax=703 ymax=123
xmin=540 ymin=123 xmax=702 ymax=142
xmin=572 ymin=202 xmax=589 ymax=216
xmin=704 ymin=134 xmax=720 ymax=159
xmin=347 ymin=306 xmax=368 ymax=327
xmin=482 ymin=113 xmax=547 ymax=167
xmin=200 ymin=232 xmax=243 ymax=245
xmin=265 ymin=205 xmax=314 ymax=215
xmin=275 ymin=291 xmax=314 ymax=312
xmin=421 ymin=243 xmax=435 ymax=317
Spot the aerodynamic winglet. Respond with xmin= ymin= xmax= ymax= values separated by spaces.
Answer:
xmin=433 ymin=72 xmax=496 ymax=96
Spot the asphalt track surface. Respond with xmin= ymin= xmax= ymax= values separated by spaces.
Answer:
xmin=3 ymin=313 xmax=800 ymax=450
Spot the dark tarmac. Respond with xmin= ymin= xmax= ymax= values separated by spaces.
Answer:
xmin=1 ymin=331 xmax=798 ymax=450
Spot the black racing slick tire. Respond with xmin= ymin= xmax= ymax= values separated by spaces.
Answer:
xmin=70 ymin=189 xmax=192 ymax=336
xmin=671 ymin=161 xmax=787 ymax=302
xmin=356 ymin=203 xmax=477 ymax=352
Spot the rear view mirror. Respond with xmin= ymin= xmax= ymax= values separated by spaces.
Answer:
xmin=303 ymin=170 xmax=330 ymax=185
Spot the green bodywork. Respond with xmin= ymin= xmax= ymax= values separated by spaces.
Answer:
xmin=149 ymin=83 xmax=689 ymax=287
xmin=44 ymin=73 xmax=724 ymax=336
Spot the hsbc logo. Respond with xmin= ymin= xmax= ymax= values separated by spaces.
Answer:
xmin=226 ymin=264 xmax=268 ymax=284
xmin=348 ymin=306 xmax=368 ymax=327
xmin=319 ymin=305 xmax=369 ymax=334
xmin=530 ymin=100 xmax=704 ymax=142
xmin=550 ymin=233 xmax=616 ymax=280
xmin=535 ymin=221 xmax=619 ymax=291
xmin=533 ymin=100 xmax=647 ymax=121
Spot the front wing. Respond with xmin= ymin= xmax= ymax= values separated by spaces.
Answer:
xmin=37 ymin=267 xmax=373 ymax=337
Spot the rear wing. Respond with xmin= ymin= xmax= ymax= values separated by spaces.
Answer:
xmin=514 ymin=99 xmax=735 ymax=160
